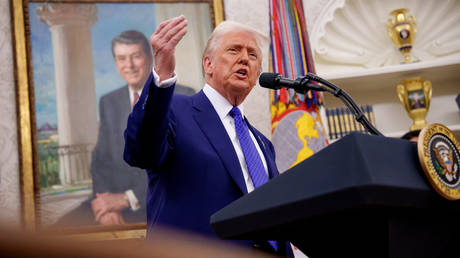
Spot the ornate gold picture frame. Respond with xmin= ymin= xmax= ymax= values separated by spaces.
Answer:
xmin=11 ymin=0 xmax=224 ymax=239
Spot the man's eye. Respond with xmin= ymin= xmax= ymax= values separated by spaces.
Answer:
xmin=228 ymin=48 xmax=237 ymax=53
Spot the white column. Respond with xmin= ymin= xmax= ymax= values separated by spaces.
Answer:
xmin=37 ymin=3 xmax=97 ymax=185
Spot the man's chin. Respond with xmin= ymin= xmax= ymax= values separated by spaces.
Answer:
xmin=229 ymin=84 xmax=254 ymax=99
xmin=229 ymin=80 xmax=253 ymax=90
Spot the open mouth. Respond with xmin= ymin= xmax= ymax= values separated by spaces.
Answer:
xmin=235 ymin=68 xmax=248 ymax=78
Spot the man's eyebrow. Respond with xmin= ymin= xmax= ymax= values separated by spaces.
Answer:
xmin=227 ymin=43 xmax=242 ymax=48
xmin=227 ymin=43 xmax=258 ymax=52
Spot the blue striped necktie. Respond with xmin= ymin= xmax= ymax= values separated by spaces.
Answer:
xmin=229 ymin=107 xmax=278 ymax=252
xmin=229 ymin=107 xmax=268 ymax=188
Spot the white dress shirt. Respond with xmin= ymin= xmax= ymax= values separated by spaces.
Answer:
xmin=151 ymin=69 xmax=268 ymax=193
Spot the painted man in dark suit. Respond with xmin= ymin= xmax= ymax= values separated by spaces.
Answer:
xmin=124 ymin=17 xmax=292 ymax=256
xmin=91 ymin=30 xmax=195 ymax=225
xmin=55 ymin=30 xmax=194 ymax=226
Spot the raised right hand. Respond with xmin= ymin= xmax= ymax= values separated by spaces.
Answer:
xmin=150 ymin=15 xmax=188 ymax=82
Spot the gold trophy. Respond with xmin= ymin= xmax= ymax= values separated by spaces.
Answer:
xmin=396 ymin=77 xmax=432 ymax=131
xmin=387 ymin=8 xmax=417 ymax=63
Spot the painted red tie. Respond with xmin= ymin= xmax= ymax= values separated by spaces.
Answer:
xmin=133 ymin=92 xmax=139 ymax=108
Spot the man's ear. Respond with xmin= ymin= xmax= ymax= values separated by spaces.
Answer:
xmin=203 ymin=56 xmax=213 ymax=76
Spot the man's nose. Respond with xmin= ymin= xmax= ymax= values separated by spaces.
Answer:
xmin=238 ymin=50 xmax=249 ymax=65
xmin=127 ymin=57 xmax=135 ymax=67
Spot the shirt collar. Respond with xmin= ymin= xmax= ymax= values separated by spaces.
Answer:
xmin=202 ymin=83 xmax=244 ymax=120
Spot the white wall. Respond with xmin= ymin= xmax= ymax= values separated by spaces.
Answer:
xmin=0 ymin=0 xmax=21 ymax=227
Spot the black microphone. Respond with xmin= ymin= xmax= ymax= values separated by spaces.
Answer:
xmin=259 ymin=73 xmax=325 ymax=93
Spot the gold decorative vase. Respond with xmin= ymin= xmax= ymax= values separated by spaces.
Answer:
xmin=387 ymin=8 xmax=417 ymax=63
xmin=396 ymin=77 xmax=432 ymax=131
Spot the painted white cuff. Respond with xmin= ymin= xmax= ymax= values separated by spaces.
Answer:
xmin=125 ymin=190 xmax=140 ymax=211
xmin=152 ymin=68 xmax=177 ymax=88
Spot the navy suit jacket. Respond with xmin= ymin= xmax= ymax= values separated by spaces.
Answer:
xmin=124 ymin=73 xmax=288 ymax=254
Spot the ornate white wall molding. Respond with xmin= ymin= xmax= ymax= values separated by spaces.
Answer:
xmin=309 ymin=0 xmax=460 ymax=73
xmin=303 ymin=0 xmax=335 ymax=34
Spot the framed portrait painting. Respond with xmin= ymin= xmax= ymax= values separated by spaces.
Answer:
xmin=12 ymin=0 xmax=224 ymax=238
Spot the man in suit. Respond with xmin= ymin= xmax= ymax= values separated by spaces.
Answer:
xmin=124 ymin=17 xmax=291 ymax=256
xmin=55 ymin=30 xmax=194 ymax=226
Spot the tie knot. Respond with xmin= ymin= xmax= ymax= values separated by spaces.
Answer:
xmin=229 ymin=107 xmax=241 ymax=119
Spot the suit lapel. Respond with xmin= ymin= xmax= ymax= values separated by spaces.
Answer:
xmin=191 ymin=91 xmax=248 ymax=194
xmin=245 ymin=119 xmax=279 ymax=179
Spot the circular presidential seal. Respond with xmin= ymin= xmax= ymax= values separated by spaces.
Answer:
xmin=418 ymin=124 xmax=460 ymax=200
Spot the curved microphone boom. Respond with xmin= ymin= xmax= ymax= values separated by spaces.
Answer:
xmin=258 ymin=72 xmax=383 ymax=136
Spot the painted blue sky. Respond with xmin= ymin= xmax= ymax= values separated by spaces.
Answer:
xmin=29 ymin=3 xmax=157 ymax=128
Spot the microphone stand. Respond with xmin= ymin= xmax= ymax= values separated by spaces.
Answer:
xmin=296 ymin=73 xmax=383 ymax=136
